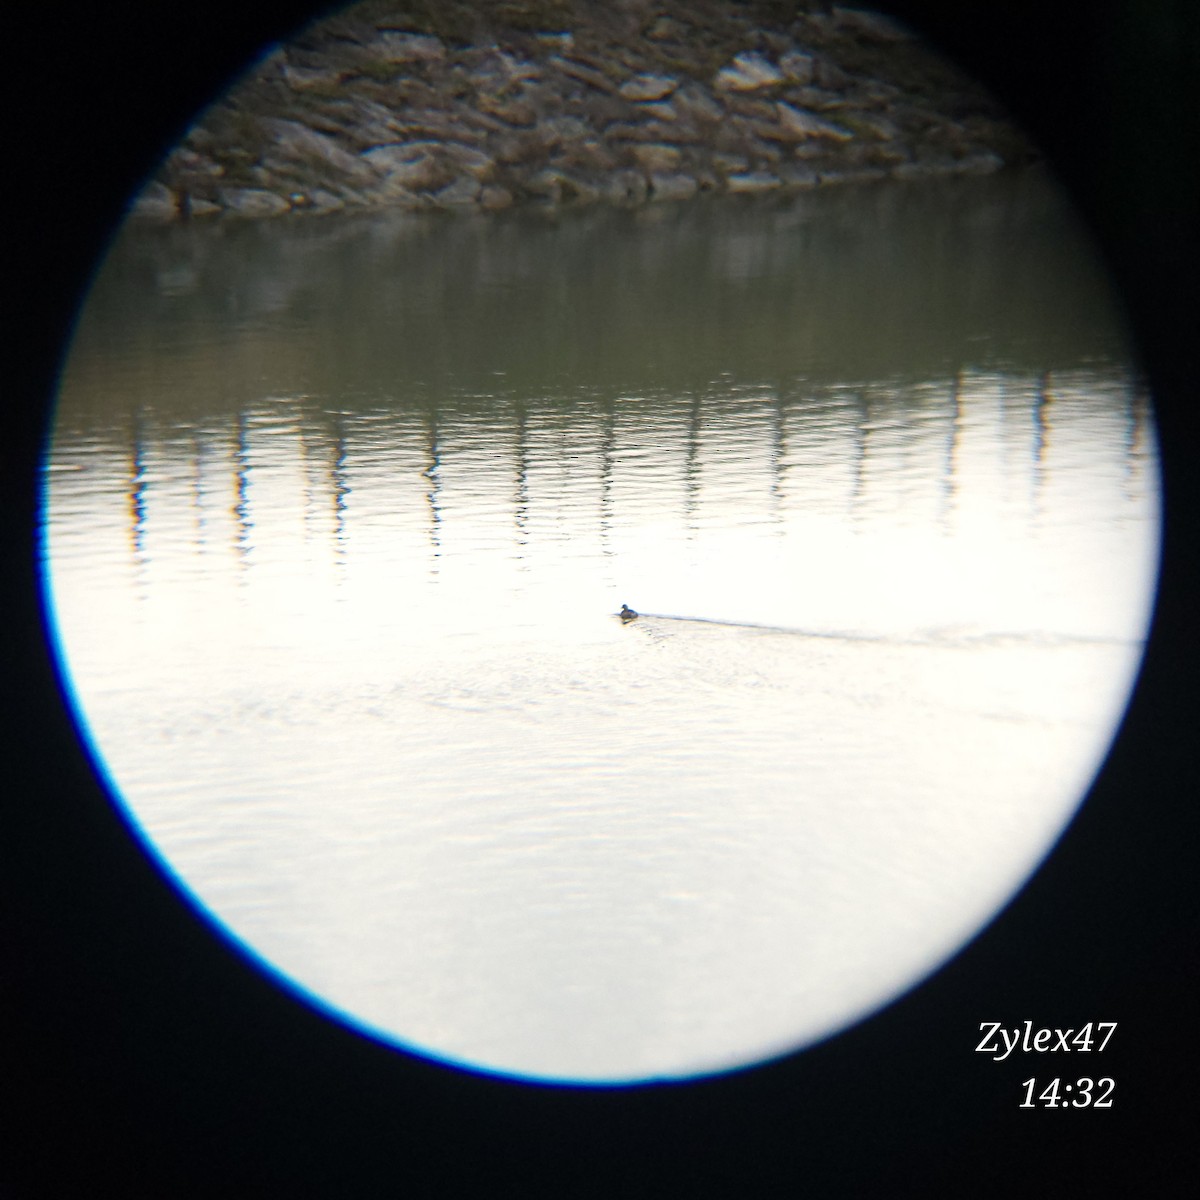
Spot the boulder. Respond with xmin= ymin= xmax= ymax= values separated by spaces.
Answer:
xmin=525 ymin=168 xmax=602 ymax=205
xmin=777 ymin=104 xmax=852 ymax=141
xmin=137 ymin=0 xmax=1027 ymax=220
xmin=619 ymin=73 xmax=680 ymax=102
xmin=778 ymin=51 xmax=815 ymax=85
xmin=776 ymin=163 xmax=819 ymax=189
xmin=440 ymin=142 xmax=497 ymax=180
xmin=671 ymin=82 xmax=724 ymax=124
xmin=479 ymin=184 xmax=514 ymax=210
xmin=891 ymin=157 xmax=961 ymax=180
xmin=843 ymin=112 xmax=901 ymax=140
xmin=261 ymin=118 xmax=375 ymax=180
xmin=555 ymin=172 xmax=603 ymax=204
xmin=648 ymin=172 xmax=698 ymax=202
xmin=600 ymin=170 xmax=649 ymax=205
xmin=304 ymin=189 xmax=347 ymax=213
xmin=725 ymin=171 xmax=781 ymax=194
xmin=832 ymin=6 xmax=913 ymax=41
xmin=217 ymin=187 xmax=291 ymax=216
xmin=547 ymin=55 xmax=619 ymax=95
xmin=715 ymin=53 xmax=784 ymax=92
xmin=477 ymin=95 xmax=539 ymax=127
xmin=541 ymin=115 xmax=592 ymax=146
xmin=631 ymin=142 xmax=683 ymax=171
xmin=183 ymin=196 xmax=222 ymax=217
xmin=815 ymin=58 xmax=854 ymax=89
xmin=816 ymin=165 xmax=888 ymax=185
xmin=430 ymin=176 xmax=482 ymax=207
xmin=362 ymin=141 xmax=449 ymax=189
xmin=557 ymin=137 xmax=620 ymax=173
xmin=955 ymin=150 xmax=1005 ymax=174
xmin=130 ymin=181 xmax=178 ymax=220
xmin=282 ymin=64 xmax=344 ymax=91
xmin=711 ymin=152 xmax=749 ymax=175
xmin=646 ymin=16 xmax=685 ymax=41
xmin=363 ymin=31 xmax=445 ymax=64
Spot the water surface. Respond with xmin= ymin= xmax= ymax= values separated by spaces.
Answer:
xmin=44 ymin=169 xmax=1159 ymax=1082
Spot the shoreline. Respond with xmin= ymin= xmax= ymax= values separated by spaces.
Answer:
xmin=132 ymin=1 xmax=1036 ymax=221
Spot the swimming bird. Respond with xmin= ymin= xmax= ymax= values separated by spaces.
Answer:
xmin=619 ymin=604 xmax=638 ymax=622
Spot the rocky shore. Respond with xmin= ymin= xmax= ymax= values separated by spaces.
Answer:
xmin=134 ymin=0 xmax=1035 ymax=221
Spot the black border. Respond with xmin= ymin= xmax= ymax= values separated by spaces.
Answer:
xmin=4 ymin=2 xmax=1197 ymax=1193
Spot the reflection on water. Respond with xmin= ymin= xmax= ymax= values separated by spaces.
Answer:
xmin=43 ymin=169 xmax=1159 ymax=1083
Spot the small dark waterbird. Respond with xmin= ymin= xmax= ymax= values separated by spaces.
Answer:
xmin=619 ymin=603 xmax=639 ymax=622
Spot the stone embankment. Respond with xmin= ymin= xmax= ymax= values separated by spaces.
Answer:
xmin=134 ymin=0 xmax=1034 ymax=220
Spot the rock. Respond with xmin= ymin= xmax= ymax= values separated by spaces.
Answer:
xmin=619 ymin=73 xmax=679 ymax=102
xmin=604 ymin=119 xmax=690 ymax=144
xmin=525 ymin=168 xmax=602 ymax=205
xmin=671 ymin=82 xmax=724 ymax=124
xmin=183 ymin=196 xmax=223 ymax=217
xmin=217 ymin=187 xmax=291 ymax=216
xmin=140 ymin=0 xmax=1028 ymax=220
xmin=363 ymin=31 xmax=445 ymax=64
xmin=858 ymin=80 xmax=902 ymax=105
xmin=638 ymin=100 xmax=678 ymax=121
xmin=556 ymin=172 xmax=603 ymax=204
xmin=362 ymin=142 xmax=448 ymax=190
xmin=430 ymin=176 xmax=481 ymax=207
xmin=368 ymin=179 xmax=427 ymax=207
xmin=440 ymin=142 xmax=497 ymax=180
xmin=392 ymin=108 xmax=488 ymax=145
xmin=523 ymin=168 xmax=562 ymax=203
xmin=714 ymin=52 xmax=784 ymax=92
xmin=955 ymin=150 xmax=1005 ymax=174
xmin=331 ymin=98 xmax=404 ymax=145
xmin=784 ymin=86 xmax=846 ymax=112
xmin=832 ymin=6 xmax=913 ymax=41
xmin=816 ymin=165 xmax=888 ymax=186
xmin=479 ymin=184 xmax=514 ymax=210
xmin=778 ymin=51 xmax=814 ymax=85
xmin=647 ymin=172 xmax=698 ymax=202
xmin=600 ymin=170 xmax=649 ymax=205
xmin=891 ymin=157 xmax=961 ymax=180
xmin=541 ymin=115 xmax=592 ymax=145
xmin=646 ymin=16 xmax=685 ymax=41
xmin=558 ymin=137 xmax=620 ymax=173
xmin=777 ymin=103 xmax=852 ymax=141
xmin=776 ymin=163 xmax=819 ymax=189
xmin=495 ymin=53 xmax=541 ymax=84
xmin=547 ymin=55 xmax=617 ymax=94
xmin=478 ymin=95 xmax=538 ymax=126
xmin=712 ymin=152 xmax=750 ymax=175
xmin=453 ymin=106 xmax=510 ymax=136
xmin=261 ymin=118 xmax=375 ymax=180
xmin=362 ymin=140 xmax=438 ymax=170
xmin=304 ymin=189 xmax=346 ymax=213
xmin=815 ymin=58 xmax=854 ymax=90
xmin=630 ymin=142 xmax=683 ymax=171
xmin=282 ymin=64 xmax=344 ymax=91
xmin=130 ymin=181 xmax=178 ymax=220
xmin=491 ymin=129 xmax=542 ymax=165
xmin=721 ymin=94 xmax=779 ymax=121
xmin=843 ymin=112 xmax=900 ymax=140
xmin=860 ymin=141 xmax=909 ymax=166
xmin=725 ymin=171 xmax=781 ymax=194
xmin=163 ymin=146 xmax=225 ymax=178
xmin=726 ymin=119 xmax=786 ymax=158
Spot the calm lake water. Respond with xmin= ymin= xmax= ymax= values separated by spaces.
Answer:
xmin=43 ymin=169 xmax=1159 ymax=1084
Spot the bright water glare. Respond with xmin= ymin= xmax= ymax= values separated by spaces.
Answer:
xmin=43 ymin=170 xmax=1158 ymax=1083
